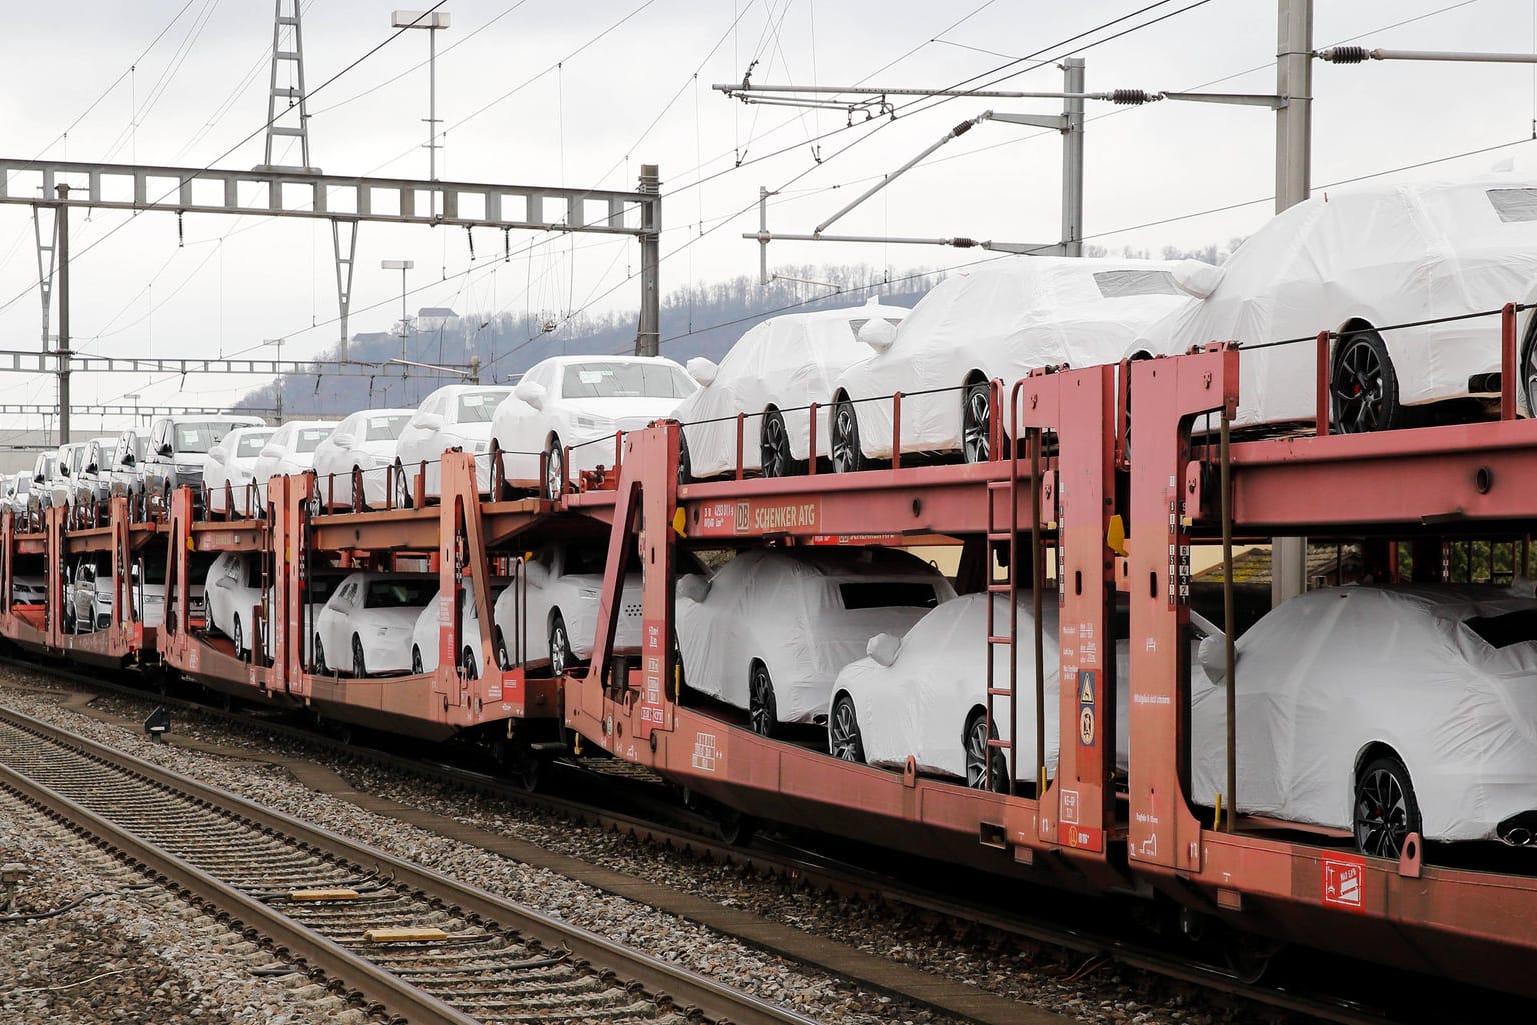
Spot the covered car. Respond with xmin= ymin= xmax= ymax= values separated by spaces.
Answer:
xmin=1138 ymin=176 xmax=1537 ymax=432
xmin=1189 ymin=585 xmax=1537 ymax=854
xmin=253 ymin=420 xmax=335 ymax=485
xmin=205 ymin=551 xmax=263 ymax=658
xmin=675 ymin=299 xmax=908 ymax=480
xmin=393 ymin=385 xmax=513 ymax=502
xmin=204 ymin=426 xmax=276 ymax=517
xmin=492 ymin=540 xmax=646 ymax=675
xmin=313 ymin=572 xmax=435 ymax=677
xmin=312 ymin=408 xmax=414 ymax=508
xmin=492 ymin=356 xmax=695 ymax=499
xmin=410 ymin=585 xmax=492 ymax=676
xmin=677 ymin=547 xmax=956 ymax=736
xmin=829 ymin=257 xmax=1211 ymax=470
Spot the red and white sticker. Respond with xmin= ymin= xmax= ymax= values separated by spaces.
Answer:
xmin=1321 ymin=853 xmax=1366 ymax=912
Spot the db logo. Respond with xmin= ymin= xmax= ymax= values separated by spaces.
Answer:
xmin=734 ymin=502 xmax=749 ymax=533
xmin=1321 ymin=855 xmax=1366 ymax=912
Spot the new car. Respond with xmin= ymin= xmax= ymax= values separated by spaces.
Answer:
xmin=141 ymin=414 xmax=266 ymax=514
xmin=48 ymin=442 xmax=89 ymax=510
xmin=22 ymin=451 xmax=56 ymax=527
xmin=252 ymin=420 xmax=336 ymax=487
xmin=10 ymin=572 xmax=45 ymax=606
xmin=4 ymin=472 xmax=31 ymax=520
xmin=410 ymin=585 xmax=493 ymax=677
xmin=204 ymin=551 xmax=264 ymax=658
xmin=313 ymin=572 xmax=435 ymax=677
xmin=676 ymin=547 xmax=956 ymax=736
xmin=828 ymin=257 xmax=1213 ymax=470
xmin=1189 ymin=584 xmax=1537 ymax=855
xmin=204 ymin=427 xmax=276 ymax=517
xmin=492 ymin=541 xmax=646 ymax=675
xmin=393 ymin=385 xmax=513 ymax=504
xmin=311 ymin=408 xmax=413 ymax=509
xmin=66 ymin=556 xmax=114 ymax=632
xmin=675 ymin=300 xmax=908 ymax=480
xmin=107 ymin=429 xmax=150 ymax=515
xmin=1139 ymin=176 xmax=1537 ymax=432
xmin=72 ymin=436 xmax=120 ymax=524
xmin=491 ymin=356 xmax=696 ymax=499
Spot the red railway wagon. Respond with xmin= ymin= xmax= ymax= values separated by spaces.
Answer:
xmin=0 ymin=497 xmax=161 ymax=669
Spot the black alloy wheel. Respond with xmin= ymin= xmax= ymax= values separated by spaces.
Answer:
xmin=232 ymin=616 xmax=246 ymax=662
xmin=1353 ymin=754 xmax=1421 ymax=858
xmin=461 ymin=646 xmax=478 ymax=680
xmin=548 ymin=612 xmax=572 ymax=677
xmin=351 ymin=635 xmax=367 ymax=678
xmin=677 ymin=431 xmax=694 ymax=485
xmin=760 ymin=408 xmax=798 ymax=478
xmin=962 ymin=381 xmax=993 ymax=463
xmin=1522 ymin=320 xmax=1537 ymax=418
xmin=828 ymin=694 xmax=865 ymax=763
xmin=544 ymin=437 xmax=565 ymax=502
xmin=393 ymin=459 xmax=412 ymax=509
xmin=352 ymin=467 xmax=366 ymax=511
xmin=495 ymin=627 xmax=510 ymax=670
xmin=830 ymin=399 xmax=865 ymax=474
xmin=313 ymin=635 xmax=328 ymax=674
xmin=964 ymin=711 xmax=1009 ymax=793
xmin=1331 ymin=328 xmax=1406 ymax=434
xmin=411 ymin=646 xmax=424 ymax=675
xmin=748 ymin=662 xmax=778 ymax=738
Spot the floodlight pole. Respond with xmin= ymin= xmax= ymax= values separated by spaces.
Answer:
xmin=55 ymin=184 xmax=70 ymax=444
xmin=392 ymin=10 xmax=452 ymax=219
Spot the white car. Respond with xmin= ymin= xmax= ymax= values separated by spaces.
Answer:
xmin=313 ymin=572 xmax=435 ymax=677
xmin=493 ymin=541 xmax=646 ymax=675
xmin=107 ymin=429 xmax=150 ymax=512
xmin=1190 ymin=585 xmax=1537 ymax=854
xmin=10 ymin=572 xmax=44 ymax=605
xmin=48 ymin=442 xmax=89 ymax=509
xmin=828 ymin=257 xmax=1212 ymax=470
xmin=73 ymin=436 xmax=120 ymax=518
xmin=312 ymin=409 xmax=414 ymax=509
xmin=204 ymin=427 xmax=276 ymax=517
xmin=393 ymin=385 xmax=513 ymax=504
xmin=141 ymin=414 xmax=267 ymax=513
xmin=675 ymin=300 xmax=908 ymax=480
xmin=253 ymin=420 xmax=335 ymax=487
xmin=492 ymin=356 xmax=696 ymax=499
xmin=204 ymin=551 xmax=263 ymax=658
xmin=6 ymin=472 xmax=34 ymax=520
xmin=410 ymin=586 xmax=492 ymax=677
xmin=676 ymin=547 xmax=956 ymax=736
xmin=1140 ymin=176 xmax=1537 ymax=432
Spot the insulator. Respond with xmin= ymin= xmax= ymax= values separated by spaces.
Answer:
xmin=1325 ymin=45 xmax=1370 ymax=64
xmin=950 ymin=238 xmax=978 ymax=249
xmin=1111 ymin=89 xmax=1154 ymax=105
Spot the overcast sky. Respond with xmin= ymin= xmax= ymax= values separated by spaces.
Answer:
xmin=1 ymin=0 xmax=1535 ymax=433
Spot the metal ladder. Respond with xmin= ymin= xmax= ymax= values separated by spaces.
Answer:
xmin=983 ymin=383 xmax=1019 ymax=794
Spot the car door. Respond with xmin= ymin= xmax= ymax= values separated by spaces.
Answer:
xmin=320 ymin=578 xmax=359 ymax=665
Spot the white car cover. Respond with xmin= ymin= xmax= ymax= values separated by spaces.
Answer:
xmin=411 ymin=586 xmax=490 ymax=673
xmin=204 ymin=551 xmax=262 ymax=651
xmin=678 ymin=547 xmax=957 ymax=725
xmin=491 ymin=356 xmax=695 ymax=487
xmin=674 ymin=299 xmax=909 ymax=478
xmin=253 ymin=420 xmax=336 ymax=488
xmin=314 ymin=572 xmax=435 ymax=676
xmin=492 ymin=543 xmax=646 ymax=667
xmin=1138 ymin=176 xmax=1537 ymax=426
xmin=205 ymin=427 xmax=276 ymax=516
xmin=832 ymin=257 xmax=1212 ymax=461
xmin=1189 ymin=585 xmax=1537 ymax=842
xmin=312 ymin=409 xmax=414 ymax=508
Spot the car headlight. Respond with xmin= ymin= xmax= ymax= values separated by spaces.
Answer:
xmin=575 ymin=416 xmax=615 ymax=432
xmin=373 ymin=625 xmax=399 ymax=637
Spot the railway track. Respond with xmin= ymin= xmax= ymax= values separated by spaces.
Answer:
xmin=0 ymin=703 xmax=817 ymax=1025
xmin=0 ymin=660 xmax=1428 ymax=1025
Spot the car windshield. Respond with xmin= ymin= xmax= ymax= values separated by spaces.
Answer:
xmin=364 ymin=578 xmax=434 ymax=608
xmin=563 ymin=542 xmax=641 ymax=576
xmin=561 ymin=362 xmax=695 ymax=400
xmin=1464 ymin=608 xmax=1537 ymax=648
xmin=175 ymin=421 xmax=242 ymax=454
xmin=294 ymin=427 xmax=331 ymax=453
xmin=236 ymin=433 xmax=272 ymax=457
xmin=67 ymin=447 xmax=86 ymax=472
xmin=839 ymin=581 xmax=941 ymax=610
xmin=455 ymin=391 xmax=507 ymax=423
xmin=133 ymin=436 xmax=148 ymax=459
xmin=366 ymin=414 xmax=410 ymax=441
xmin=309 ymin=575 xmax=340 ymax=604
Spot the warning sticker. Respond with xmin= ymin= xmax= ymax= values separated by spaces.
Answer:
xmin=1077 ymin=669 xmax=1096 ymax=747
xmin=1321 ymin=853 xmax=1367 ymax=913
xmin=1079 ymin=706 xmax=1096 ymax=746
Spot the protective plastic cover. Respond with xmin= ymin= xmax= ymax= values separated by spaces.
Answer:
xmin=674 ymin=299 xmax=910 ymax=478
xmin=1137 ymin=176 xmax=1537 ymax=424
xmin=1189 ymin=585 xmax=1537 ymax=842
xmin=833 ymin=257 xmax=1210 ymax=459
xmin=677 ymin=547 xmax=956 ymax=725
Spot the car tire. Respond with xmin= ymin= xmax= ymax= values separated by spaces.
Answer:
xmin=351 ymin=635 xmax=366 ymax=678
xmin=962 ymin=380 xmax=992 ymax=463
xmin=1353 ymin=753 xmax=1421 ymax=858
xmin=411 ymin=646 xmax=423 ymax=675
xmin=307 ymin=482 xmax=322 ymax=518
xmin=1331 ymin=326 xmax=1410 ymax=434
xmin=964 ymin=710 xmax=1008 ymax=793
xmin=548 ymin=612 xmax=572 ymax=677
xmin=759 ymin=408 xmax=801 ymax=478
xmin=461 ymin=646 xmax=478 ymax=680
xmin=314 ymin=635 xmax=328 ymax=674
xmin=352 ymin=466 xmax=366 ymax=511
xmin=232 ymin=616 xmax=246 ymax=662
xmin=544 ymin=435 xmax=565 ymax=502
xmin=828 ymin=693 xmax=865 ymax=763
xmin=830 ymin=398 xmax=866 ymax=474
xmin=748 ymin=661 xmax=777 ymax=738
xmin=677 ymin=430 xmax=693 ymax=486
xmin=494 ymin=627 xmax=509 ymax=670
xmin=393 ymin=458 xmax=412 ymax=509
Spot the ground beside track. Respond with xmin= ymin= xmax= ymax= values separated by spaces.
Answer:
xmin=0 ymin=667 xmax=1296 ymax=1025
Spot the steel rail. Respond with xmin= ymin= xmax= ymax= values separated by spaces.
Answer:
xmin=0 ymin=704 xmax=820 ymax=1025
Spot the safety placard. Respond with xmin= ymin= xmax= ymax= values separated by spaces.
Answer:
xmin=1320 ymin=853 xmax=1367 ymax=913
xmin=1077 ymin=669 xmax=1096 ymax=747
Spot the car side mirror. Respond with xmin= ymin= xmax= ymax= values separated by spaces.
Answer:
xmin=158 ymin=444 xmax=173 ymax=457
xmin=866 ymin=632 xmax=901 ymax=667
xmin=1197 ymin=632 xmax=1230 ymax=686
xmin=122 ymin=453 xmax=135 ymax=467
xmin=522 ymin=561 xmax=550 ymax=588
xmin=513 ymin=379 xmax=546 ymax=411
xmin=417 ymin=412 xmax=447 ymax=432
xmin=857 ymin=318 xmax=898 ymax=351
xmin=33 ymin=474 xmax=43 ymax=484
xmin=84 ymin=463 xmax=97 ymax=474
xmin=676 ymin=573 xmax=711 ymax=603
xmin=685 ymin=357 xmax=718 ymax=387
